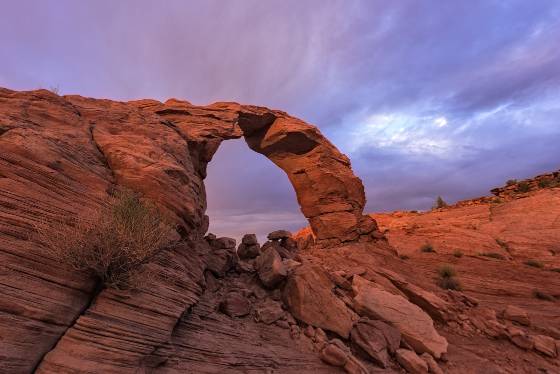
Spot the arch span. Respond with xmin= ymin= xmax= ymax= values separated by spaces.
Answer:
xmin=155 ymin=99 xmax=378 ymax=245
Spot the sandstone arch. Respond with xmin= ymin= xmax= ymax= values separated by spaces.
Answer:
xmin=153 ymin=99 xmax=378 ymax=244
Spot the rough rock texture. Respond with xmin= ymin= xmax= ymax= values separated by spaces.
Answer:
xmin=0 ymin=88 xmax=369 ymax=372
xmin=284 ymin=264 xmax=356 ymax=339
xmin=352 ymin=275 xmax=448 ymax=358
xmin=396 ymin=349 xmax=428 ymax=373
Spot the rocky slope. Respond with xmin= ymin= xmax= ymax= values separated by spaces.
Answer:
xmin=0 ymin=88 xmax=559 ymax=374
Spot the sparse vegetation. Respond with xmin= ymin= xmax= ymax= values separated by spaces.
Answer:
xmin=533 ymin=290 xmax=555 ymax=301
xmin=36 ymin=190 xmax=174 ymax=289
xmin=550 ymin=268 xmax=560 ymax=273
xmin=516 ymin=181 xmax=530 ymax=193
xmin=399 ymin=254 xmax=410 ymax=260
xmin=421 ymin=243 xmax=435 ymax=253
xmin=453 ymin=250 xmax=463 ymax=258
xmin=433 ymin=196 xmax=448 ymax=209
xmin=538 ymin=179 xmax=551 ymax=188
xmin=437 ymin=264 xmax=461 ymax=290
xmin=506 ymin=179 xmax=517 ymax=186
xmin=524 ymin=259 xmax=544 ymax=268
xmin=482 ymin=252 xmax=506 ymax=260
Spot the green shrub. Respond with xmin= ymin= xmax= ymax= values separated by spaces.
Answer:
xmin=36 ymin=190 xmax=174 ymax=289
xmin=433 ymin=196 xmax=448 ymax=209
xmin=506 ymin=179 xmax=517 ymax=186
xmin=421 ymin=243 xmax=435 ymax=253
xmin=524 ymin=259 xmax=544 ymax=268
xmin=453 ymin=250 xmax=463 ymax=258
xmin=538 ymin=179 xmax=551 ymax=188
xmin=516 ymin=182 xmax=530 ymax=193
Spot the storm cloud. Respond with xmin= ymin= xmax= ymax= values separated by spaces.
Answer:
xmin=2 ymin=0 xmax=560 ymax=240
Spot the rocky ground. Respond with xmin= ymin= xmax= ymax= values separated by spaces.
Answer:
xmin=0 ymin=88 xmax=559 ymax=373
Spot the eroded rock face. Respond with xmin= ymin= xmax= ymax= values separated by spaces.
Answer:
xmin=0 ymin=88 xmax=372 ymax=372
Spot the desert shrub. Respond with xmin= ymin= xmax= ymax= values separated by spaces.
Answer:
xmin=438 ymin=264 xmax=456 ymax=278
xmin=524 ymin=259 xmax=544 ymax=269
xmin=399 ymin=254 xmax=410 ymax=260
xmin=36 ymin=190 xmax=174 ymax=289
xmin=506 ymin=179 xmax=517 ymax=186
xmin=533 ymin=290 xmax=555 ymax=301
xmin=453 ymin=250 xmax=463 ymax=258
xmin=516 ymin=182 xmax=530 ymax=193
xmin=482 ymin=252 xmax=506 ymax=260
xmin=421 ymin=243 xmax=435 ymax=253
xmin=433 ymin=196 xmax=448 ymax=209
xmin=538 ymin=179 xmax=551 ymax=188
xmin=437 ymin=264 xmax=461 ymax=290
xmin=438 ymin=276 xmax=462 ymax=290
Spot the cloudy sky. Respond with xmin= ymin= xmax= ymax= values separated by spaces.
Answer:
xmin=2 ymin=0 xmax=560 ymax=240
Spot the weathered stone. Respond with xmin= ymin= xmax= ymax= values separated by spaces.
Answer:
xmin=328 ymin=271 xmax=353 ymax=291
xmin=503 ymin=305 xmax=530 ymax=326
xmin=421 ymin=353 xmax=444 ymax=374
xmin=352 ymin=275 xmax=448 ymax=358
xmin=351 ymin=318 xmax=401 ymax=368
xmin=396 ymin=349 xmax=429 ymax=374
xmin=320 ymin=343 xmax=348 ymax=367
xmin=344 ymin=355 xmax=370 ymax=374
xmin=507 ymin=326 xmax=533 ymax=350
xmin=241 ymin=233 xmax=258 ymax=246
xmin=213 ymin=237 xmax=237 ymax=249
xmin=283 ymin=258 xmax=302 ymax=273
xmin=237 ymin=243 xmax=261 ymax=259
xmin=255 ymin=246 xmax=287 ymax=288
xmin=532 ymin=334 xmax=557 ymax=357
xmin=220 ymin=292 xmax=251 ymax=318
xmin=281 ymin=236 xmax=298 ymax=251
xmin=255 ymin=300 xmax=285 ymax=324
xmin=206 ymin=248 xmax=235 ymax=277
xmin=268 ymin=230 xmax=292 ymax=241
xmin=284 ymin=264 xmax=356 ymax=339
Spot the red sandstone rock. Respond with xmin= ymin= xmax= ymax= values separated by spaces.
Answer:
xmin=220 ymin=292 xmax=251 ymax=317
xmin=284 ymin=264 xmax=356 ymax=339
xmin=255 ymin=246 xmax=287 ymax=288
xmin=396 ymin=349 xmax=429 ymax=373
xmin=503 ymin=305 xmax=531 ymax=326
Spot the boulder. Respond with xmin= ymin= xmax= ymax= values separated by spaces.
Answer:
xmin=237 ymin=243 xmax=261 ymax=259
xmin=284 ymin=264 xmax=356 ymax=339
xmin=206 ymin=249 xmax=235 ymax=277
xmin=255 ymin=300 xmax=285 ymax=324
xmin=350 ymin=318 xmax=401 ymax=368
xmin=531 ymin=334 xmax=557 ymax=357
xmin=507 ymin=326 xmax=533 ymax=350
xmin=212 ymin=237 xmax=236 ymax=250
xmin=352 ymin=275 xmax=448 ymax=358
xmin=219 ymin=292 xmax=251 ymax=318
xmin=281 ymin=236 xmax=298 ymax=251
xmin=344 ymin=356 xmax=370 ymax=374
xmin=503 ymin=305 xmax=530 ymax=326
xmin=396 ymin=349 xmax=428 ymax=374
xmin=255 ymin=246 xmax=287 ymax=288
xmin=241 ymin=233 xmax=258 ymax=245
xmin=420 ymin=353 xmax=444 ymax=374
xmin=282 ymin=258 xmax=302 ymax=273
xmin=320 ymin=343 xmax=348 ymax=367
xmin=268 ymin=230 xmax=292 ymax=241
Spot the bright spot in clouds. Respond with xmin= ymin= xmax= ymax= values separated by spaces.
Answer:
xmin=434 ymin=117 xmax=448 ymax=127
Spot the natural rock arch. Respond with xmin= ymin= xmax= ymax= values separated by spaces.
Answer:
xmin=153 ymin=99 xmax=378 ymax=244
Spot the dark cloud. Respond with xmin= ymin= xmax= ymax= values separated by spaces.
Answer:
xmin=1 ymin=0 xmax=559 ymax=239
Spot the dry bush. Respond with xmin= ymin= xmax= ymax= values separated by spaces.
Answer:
xmin=421 ymin=243 xmax=435 ymax=253
xmin=36 ymin=191 xmax=174 ymax=289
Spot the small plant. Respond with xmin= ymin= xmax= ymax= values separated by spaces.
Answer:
xmin=524 ymin=259 xmax=544 ymax=268
xmin=437 ymin=264 xmax=461 ymax=290
xmin=516 ymin=182 xmax=530 ymax=193
xmin=421 ymin=243 xmax=435 ymax=253
xmin=433 ymin=196 xmax=448 ymax=209
xmin=438 ymin=264 xmax=456 ymax=278
xmin=482 ymin=252 xmax=506 ymax=260
xmin=36 ymin=190 xmax=174 ymax=289
xmin=538 ymin=179 xmax=551 ymax=188
xmin=492 ymin=198 xmax=503 ymax=204
xmin=506 ymin=179 xmax=517 ymax=186
xmin=399 ymin=254 xmax=410 ymax=260
xmin=533 ymin=290 xmax=555 ymax=301
xmin=453 ymin=250 xmax=463 ymax=258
